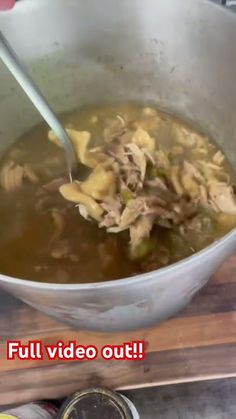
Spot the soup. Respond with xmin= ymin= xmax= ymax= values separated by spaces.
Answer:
xmin=0 ymin=102 xmax=235 ymax=284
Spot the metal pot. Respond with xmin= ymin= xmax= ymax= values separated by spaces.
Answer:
xmin=0 ymin=0 xmax=235 ymax=332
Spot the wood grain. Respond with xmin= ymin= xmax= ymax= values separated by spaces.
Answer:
xmin=0 ymin=311 xmax=236 ymax=373
xmin=1 ymin=345 xmax=236 ymax=406
xmin=0 ymin=253 xmax=236 ymax=405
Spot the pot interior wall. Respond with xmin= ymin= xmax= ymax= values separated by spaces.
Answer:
xmin=0 ymin=0 xmax=236 ymax=171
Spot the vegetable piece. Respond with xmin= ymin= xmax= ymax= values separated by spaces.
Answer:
xmin=130 ymin=237 xmax=156 ymax=260
xmin=121 ymin=188 xmax=134 ymax=204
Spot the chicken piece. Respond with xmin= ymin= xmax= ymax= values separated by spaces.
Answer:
xmin=100 ymin=198 xmax=122 ymax=228
xmin=80 ymin=166 xmax=116 ymax=200
xmin=213 ymin=150 xmax=225 ymax=166
xmin=155 ymin=149 xmax=170 ymax=172
xmin=129 ymin=215 xmax=154 ymax=250
xmin=181 ymin=164 xmax=199 ymax=199
xmin=48 ymin=130 xmax=62 ymax=148
xmin=170 ymin=146 xmax=184 ymax=156
xmin=59 ymin=183 xmax=103 ymax=221
xmin=183 ymin=216 xmax=204 ymax=234
xmin=195 ymin=161 xmax=218 ymax=184
xmin=173 ymin=124 xmax=198 ymax=148
xmin=107 ymin=225 xmax=127 ymax=233
xmin=183 ymin=161 xmax=205 ymax=183
xmin=104 ymin=115 xmax=126 ymax=142
xmin=122 ymin=164 xmax=140 ymax=190
xmin=120 ymin=198 xmax=147 ymax=228
xmin=77 ymin=204 xmax=89 ymax=220
xmin=132 ymin=128 xmax=155 ymax=152
xmin=108 ymin=143 xmax=129 ymax=165
xmin=170 ymin=166 xmax=184 ymax=196
xmin=199 ymin=185 xmax=209 ymax=207
xmin=208 ymin=183 xmax=236 ymax=215
xmin=205 ymin=162 xmax=223 ymax=171
xmin=145 ymin=177 xmax=168 ymax=191
xmin=126 ymin=143 xmax=147 ymax=181
xmin=0 ymin=161 xmax=24 ymax=192
xmin=192 ymin=134 xmax=208 ymax=156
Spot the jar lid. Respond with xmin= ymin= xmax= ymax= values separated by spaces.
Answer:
xmin=58 ymin=388 xmax=135 ymax=419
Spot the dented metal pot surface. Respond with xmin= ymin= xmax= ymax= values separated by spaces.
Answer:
xmin=0 ymin=0 xmax=236 ymax=331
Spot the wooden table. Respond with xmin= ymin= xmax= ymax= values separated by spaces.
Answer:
xmin=0 ymin=253 xmax=236 ymax=406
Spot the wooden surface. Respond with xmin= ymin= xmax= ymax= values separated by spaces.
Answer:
xmin=0 ymin=254 xmax=236 ymax=406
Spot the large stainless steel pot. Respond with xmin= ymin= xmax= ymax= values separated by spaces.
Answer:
xmin=0 ymin=0 xmax=236 ymax=332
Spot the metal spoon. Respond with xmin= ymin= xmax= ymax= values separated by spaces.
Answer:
xmin=0 ymin=31 xmax=77 ymax=181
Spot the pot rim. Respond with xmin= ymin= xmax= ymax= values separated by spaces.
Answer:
xmin=0 ymin=227 xmax=235 ymax=290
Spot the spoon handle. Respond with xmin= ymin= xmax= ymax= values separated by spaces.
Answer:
xmin=0 ymin=31 xmax=77 ymax=179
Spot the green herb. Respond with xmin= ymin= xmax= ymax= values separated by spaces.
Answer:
xmin=131 ymin=238 xmax=156 ymax=260
xmin=121 ymin=188 xmax=133 ymax=204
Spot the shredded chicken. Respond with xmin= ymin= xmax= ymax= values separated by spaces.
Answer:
xmin=126 ymin=143 xmax=147 ymax=181
xmin=100 ymin=198 xmax=121 ymax=228
xmin=170 ymin=166 xmax=184 ymax=196
xmin=208 ymin=184 xmax=236 ymax=215
xmin=129 ymin=215 xmax=154 ymax=249
xmin=0 ymin=161 xmax=25 ymax=192
xmin=119 ymin=198 xmax=147 ymax=228
xmin=213 ymin=150 xmax=225 ymax=166
xmin=173 ymin=124 xmax=197 ymax=148
xmin=46 ymin=109 xmax=236 ymax=256
xmin=181 ymin=163 xmax=200 ymax=199
xmin=104 ymin=115 xmax=126 ymax=142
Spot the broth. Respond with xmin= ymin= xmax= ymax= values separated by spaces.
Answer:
xmin=0 ymin=102 xmax=235 ymax=284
